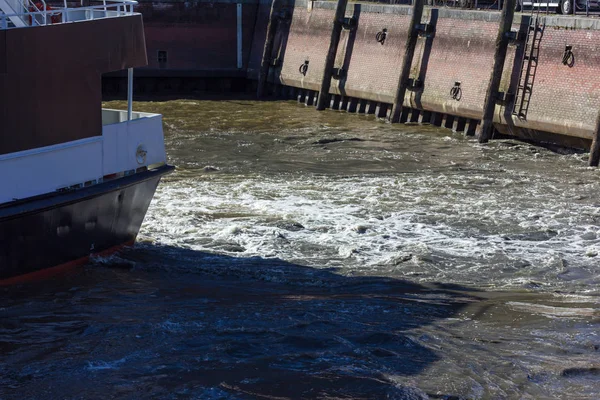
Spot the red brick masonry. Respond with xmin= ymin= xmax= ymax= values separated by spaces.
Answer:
xmin=136 ymin=0 xmax=600 ymax=146
xmin=267 ymin=1 xmax=600 ymax=144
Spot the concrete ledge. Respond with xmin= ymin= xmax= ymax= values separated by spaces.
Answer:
xmin=305 ymin=1 xmax=600 ymax=29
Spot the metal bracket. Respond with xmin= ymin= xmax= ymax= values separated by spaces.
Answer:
xmin=332 ymin=68 xmax=347 ymax=80
xmin=342 ymin=16 xmax=357 ymax=31
xmin=299 ymin=60 xmax=309 ymax=76
xmin=406 ymin=77 xmax=423 ymax=90
xmin=276 ymin=9 xmax=292 ymax=21
xmin=450 ymin=81 xmax=462 ymax=101
xmin=416 ymin=23 xmax=434 ymax=37
xmin=496 ymin=91 xmax=514 ymax=104
xmin=505 ymin=29 xmax=521 ymax=45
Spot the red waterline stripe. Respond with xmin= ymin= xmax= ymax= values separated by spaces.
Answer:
xmin=0 ymin=240 xmax=135 ymax=286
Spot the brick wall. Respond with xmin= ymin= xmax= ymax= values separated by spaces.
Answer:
xmin=330 ymin=7 xmax=411 ymax=103
xmin=407 ymin=10 xmax=499 ymax=120
xmin=275 ymin=5 xmax=335 ymax=91
xmin=267 ymin=3 xmax=600 ymax=142
xmin=500 ymin=21 xmax=600 ymax=139
xmin=133 ymin=0 xmax=600 ymax=144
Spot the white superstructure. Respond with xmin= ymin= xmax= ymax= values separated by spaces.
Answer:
xmin=0 ymin=110 xmax=168 ymax=205
xmin=0 ymin=0 xmax=169 ymax=206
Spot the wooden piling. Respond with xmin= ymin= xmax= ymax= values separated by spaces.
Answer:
xmin=257 ymin=0 xmax=281 ymax=98
xmin=340 ymin=96 xmax=349 ymax=111
xmin=589 ymin=111 xmax=600 ymax=166
xmin=409 ymin=108 xmax=420 ymax=123
xmin=444 ymin=115 xmax=455 ymax=130
xmin=347 ymin=97 xmax=358 ymax=113
xmin=305 ymin=90 xmax=315 ymax=106
xmin=390 ymin=0 xmax=424 ymax=123
xmin=455 ymin=117 xmax=467 ymax=133
xmin=358 ymin=99 xmax=367 ymax=113
xmin=316 ymin=0 xmax=349 ymax=111
xmin=477 ymin=0 xmax=516 ymax=143
xmin=376 ymin=103 xmax=388 ymax=118
xmin=419 ymin=110 xmax=431 ymax=124
xmin=466 ymin=119 xmax=478 ymax=136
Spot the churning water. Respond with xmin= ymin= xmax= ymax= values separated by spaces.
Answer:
xmin=1 ymin=98 xmax=599 ymax=399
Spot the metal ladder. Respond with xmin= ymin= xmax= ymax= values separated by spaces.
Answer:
xmin=513 ymin=13 xmax=543 ymax=120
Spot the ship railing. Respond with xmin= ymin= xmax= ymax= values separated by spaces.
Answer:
xmin=25 ymin=0 xmax=47 ymax=26
xmin=0 ymin=0 xmax=137 ymax=29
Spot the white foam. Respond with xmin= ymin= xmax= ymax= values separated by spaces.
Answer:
xmin=140 ymin=161 xmax=600 ymax=293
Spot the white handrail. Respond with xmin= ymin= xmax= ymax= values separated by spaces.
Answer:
xmin=24 ymin=0 xmax=47 ymax=26
xmin=0 ymin=0 xmax=137 ymax=29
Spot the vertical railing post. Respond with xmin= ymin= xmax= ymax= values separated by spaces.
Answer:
xmin=390 ymin=0 xmax=424 ymax=123
xmin=589 ymin=111 xmax=600 ymax=166
xmin=586 ymin=0 xmax=589 ymax=16
xmin=237 ymin=3 xmax=243 ymax=69
xmin=477 ymin=0 xmax=516 ymax=143
xmin=316 ymin=0 xmax=349 ymax=111
xmin=127 ymin=67 xmax=133 ymax=121
xmin=257 ymin=0 xmax=282 ymax=98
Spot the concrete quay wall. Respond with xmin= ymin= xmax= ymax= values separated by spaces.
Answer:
xmin=259 ymin=1 xmax=600 ymax=146
xmin=129 ymin=0 xmax=600 ymax=148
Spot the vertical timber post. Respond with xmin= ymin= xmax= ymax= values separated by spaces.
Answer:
xmin=257 ymin=0 xmax=281 ymax=98
xmin=390 ymin=0 xmax=424 ymax=123
xmin=316 ymin=0 xmax=348 ymax=111
xmin=589 ymin=111 xmax=600 ymax=166
xmin=477 ymin=0 xmax=515 ymax=143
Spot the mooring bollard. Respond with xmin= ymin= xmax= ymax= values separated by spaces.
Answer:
xmin=257 ymin=0 xmax=282 ymax=99
xmin=390 ymin=0 xmax=424 ymax=123
xmin=589 ymin=111 xmax=600 ymax=166
xmin=477 ymin=0 xmax=516 ymax=143
xmin=316 ymin=0 xmax=349 ymax=111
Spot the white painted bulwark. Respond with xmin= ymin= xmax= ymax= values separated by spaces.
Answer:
xmin=0 ymin=138 xmax=103 ymax=204
xmin=102 ymin=109 xmax=167 ymax=176
xmin=0 ymin=109 xmax=167 ymax=205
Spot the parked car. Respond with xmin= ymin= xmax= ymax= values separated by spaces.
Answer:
xmin=519 ymin=0 xmax=600 ymax=14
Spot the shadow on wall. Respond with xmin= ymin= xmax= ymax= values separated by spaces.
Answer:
xmin=412 ymin=8 xmax=438 ymax=111
xmin=503 ymin=15 xmax=534 ymax=134
xmin=268 ymin=3 xmax=296 ymax=84
xmin=3 ymin=243 xmax=481 ymax=398
xmin=338 ymin=4 xmax=362 ymax=97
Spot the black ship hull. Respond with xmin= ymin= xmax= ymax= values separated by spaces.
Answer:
xmin=0 ymin=165 xmax=174 ymax=284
